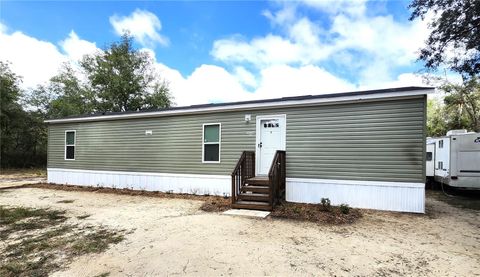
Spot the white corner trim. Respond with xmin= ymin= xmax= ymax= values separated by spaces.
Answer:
xmin=45 ymin=89 xmax=433 ymax=124
xmin=286 ymin=177 xmax=425 ymax=188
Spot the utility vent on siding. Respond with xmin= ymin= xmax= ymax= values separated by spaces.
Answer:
xmin=145 ymin=130 xmax=153 ymax=135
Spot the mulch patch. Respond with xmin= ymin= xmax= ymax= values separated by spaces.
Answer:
xmin=271 ymin=201 xmax=362 ymax=225
xmin=199 ymin=197 xmax=231 ymax=212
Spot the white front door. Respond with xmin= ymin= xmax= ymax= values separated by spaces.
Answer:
xmin=256 ymin=115 xmax=286 ymax=175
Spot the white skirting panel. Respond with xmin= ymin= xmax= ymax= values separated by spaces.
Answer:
xmin=286 ymin=178 xmax=425 ymax=213
xmin=47 ymin=168 xmax=231 ymax=196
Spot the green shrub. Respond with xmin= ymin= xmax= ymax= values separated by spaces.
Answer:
xmin=320 ymin=198 xmax=331 ymax=211
xmin=339 ymin=204 xmax=350 ymax=214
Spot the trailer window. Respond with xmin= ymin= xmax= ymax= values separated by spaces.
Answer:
xmin=439 ymin=140 xmax=444 ymax=148
xmin=65 ymin=130 xmax=76 ymax=160
xmin=438 ymin=161 xmax=443 ymax=170
xmin=202 ymin=123 xmax=221 ymax=163
xmin=426 ymin=152 xmax=432 ymax=161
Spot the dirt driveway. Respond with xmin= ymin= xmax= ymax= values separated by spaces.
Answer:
xmin=0 ymin=187 xmax=479 ymax=276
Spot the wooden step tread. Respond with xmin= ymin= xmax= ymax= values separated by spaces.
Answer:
xmin=232 ymin=201 xmax=272 ymax=211
xmin=239 ymin=193 xmax=269 ymax=197
xmin=247 ymin=176 xmax=269 ymax=182
xmin=246 ymin=177 xmax=270 ymax=185
xmin=235 ymin=200 xmax=270 ymax=206
xmin=241 ymin=185 xmax=270 ymax=193
xmin=242 ymin=185 xmax=269 ymax=189
xmin=237 ymin=193 xmax=270 ymax=202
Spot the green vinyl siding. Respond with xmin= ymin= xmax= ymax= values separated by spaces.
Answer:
xmin=48 ymin=96 xmax=426 ymax=182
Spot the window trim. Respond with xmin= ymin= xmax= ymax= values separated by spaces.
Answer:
xmin=202 ymin=123 xmax=221 ymax=164
xmin=64 ymin=130 xmax=76 ymax=161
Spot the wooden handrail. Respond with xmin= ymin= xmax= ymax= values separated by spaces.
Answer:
xmin=231 ymin=151 xmax=255 ymax=204
xmin=268 ymin=150 xmax=286 ymax=208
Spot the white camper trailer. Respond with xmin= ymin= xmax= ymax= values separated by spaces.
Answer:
xmin=431 ymin=130 xmax=480 ymax=189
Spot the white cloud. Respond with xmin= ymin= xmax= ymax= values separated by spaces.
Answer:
xmin=0 ymin=20 xmax=428 ymax=108
xmin=301 ymin=0 xmax=367 ymax=17
xmin=0 ymin=7 xmax=438 ymax=110
xmin=212 ymin=2 xmax=431 ymax=87
xmin=0 ymin=22 xmax=7 ymax=33
xmin=212 ymin=34 xmax=302 ymax=67
xmin=0 ymin=26 xmax=67 ymax=88
xmin=0 ymin=26 xmax=101 ymax=88
xmin=60 ymin=30 xmax=98 ymax=61
xmin=254 ymin=64 xmax=355 ymax=100
xmin=110 ymin=9 xmax=169 ymax=47
xmin=155 ymin=59 xmax=357 ymax=106
xmin=234 ymin=66 xmax=257 ymax=88
xmin=362 ymin=73 xmax=427 ymax=90
xmin=155 ymin=62 xmax=251 ymax=106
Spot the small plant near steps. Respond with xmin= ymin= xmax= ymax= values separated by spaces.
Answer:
xmin=271 ymin=201 xmax=361 ymax=224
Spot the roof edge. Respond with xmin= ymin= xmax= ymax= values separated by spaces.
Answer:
xmin=45 ymin=87 xmax=434 ymax=124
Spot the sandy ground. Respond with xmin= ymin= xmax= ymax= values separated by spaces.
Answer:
xmin=0 ymin=187 xmax=478 ymax=276
xmin=0 ymin=169 xmax=46 ymax=188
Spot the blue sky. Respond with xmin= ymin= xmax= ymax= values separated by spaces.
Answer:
xmin=0 ymin=0 xmax=432 ymax=105
xmin=2 ymin=1 xmax=272 ymax=73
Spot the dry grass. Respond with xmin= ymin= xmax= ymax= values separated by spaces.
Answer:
xmin=271 ymin=201 xmax=362 ymax=224
xmin=0 ymin=205 xmax=124 ymax=277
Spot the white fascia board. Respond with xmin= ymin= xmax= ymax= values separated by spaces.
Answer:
xmin=45 ymin=89 xmax=433 ymax=124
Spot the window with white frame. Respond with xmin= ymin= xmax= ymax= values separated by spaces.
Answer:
xmin=439 ymin=140 xmax=444 ymax=148
xmin=65 ymin=130 xmax=76 ymax=160
xmin=203 ymin=124 xmax=220 ymax=162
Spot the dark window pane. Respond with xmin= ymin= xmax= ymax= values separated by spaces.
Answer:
xmin=66 ymin=131 xmax=75 ymax=145
xmin=204 ymin=144 xmax=219 ymax=162
xmin=426 ymin=152 xmax=432 ymax=161
xmin=204 ymin=125 xmax=219 ymax=143
xmin=66 ymin=146 xmax=75 ymax=159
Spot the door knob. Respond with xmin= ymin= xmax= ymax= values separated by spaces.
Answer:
xmin=258 ymin=142 xmax=262 ymax=148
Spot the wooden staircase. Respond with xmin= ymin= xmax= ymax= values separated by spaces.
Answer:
xmin=233 ymin=176 xmax=271 ymax=210
xmin=231 ymin=151 xmax=286 ymax=211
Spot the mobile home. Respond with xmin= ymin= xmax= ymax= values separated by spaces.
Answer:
xmin=45 ymin=87 xmax=432 ymax=213
xmin=432 ymin=130 xmax=480 ymax=189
